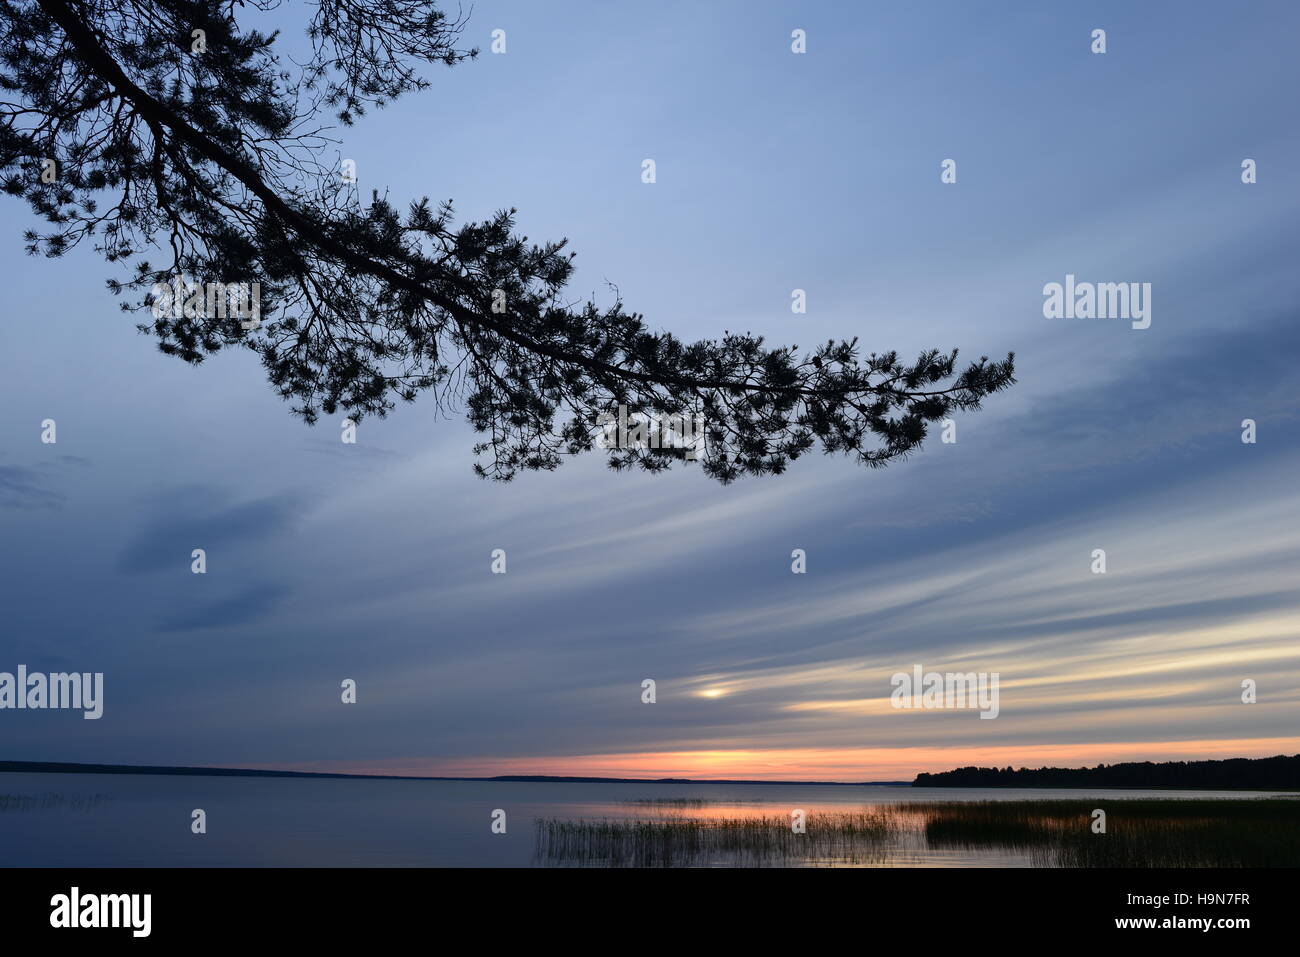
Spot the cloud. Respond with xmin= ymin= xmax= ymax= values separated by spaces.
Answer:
xmin=0 ymin=453 xmax=93 ymax=510
xmin=118 ymin=488 xmax=306 ymax=574
xmin=158 ymin=583 xmax=290 ymax=632
xmin=0 ymin=463 xmax=65 ymax=510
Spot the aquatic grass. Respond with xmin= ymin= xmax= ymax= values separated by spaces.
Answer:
xmin=535 ymin=798 xmax=1300 ymax=867
xmin=914 ymin=798 xmax=1300 ymax=867
xmin=535 ymin=811 xmax=896 ymax=867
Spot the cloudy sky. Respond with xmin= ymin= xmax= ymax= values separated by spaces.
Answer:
xmin=2 ymin=0 xmax=1299 ymax=780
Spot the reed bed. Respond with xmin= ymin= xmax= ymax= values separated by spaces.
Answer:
xmin=534 ymin=798 xmax=1299 ymax=867
xmin=535 ymin=811 xmax=895 ymax=867
xmin=916 ymin=799 xmax=1300 ymax=867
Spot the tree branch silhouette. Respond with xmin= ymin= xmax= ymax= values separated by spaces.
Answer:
xmin=1 ymin=0 xmax=1015 ymax=482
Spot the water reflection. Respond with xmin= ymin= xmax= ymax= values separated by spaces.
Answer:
xmin=2 ymin=775 xmax=1294 ymax=867
xmin=534 ymin=798 xmax=1300 ymax=868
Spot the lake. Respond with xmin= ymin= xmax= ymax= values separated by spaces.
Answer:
xmin=0 ymin=773 xmax=1293 ymax=867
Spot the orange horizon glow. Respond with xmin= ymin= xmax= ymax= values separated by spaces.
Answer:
xmin=237 ymin=737 xmax=1300 ymax=782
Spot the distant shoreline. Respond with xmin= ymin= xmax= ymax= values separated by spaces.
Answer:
xmin=0 ymin=760 xmax=911 ymax=786
xmin=3 ymin=759 xmax=1297 ymax=790
xmin=915 ymin=754 xmax=1300 ymax=791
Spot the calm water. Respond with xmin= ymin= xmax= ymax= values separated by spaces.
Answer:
xmin=0 ymin=772 xmax=1288 ymax=867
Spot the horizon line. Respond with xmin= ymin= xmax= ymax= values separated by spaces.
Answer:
xmin=0 ymin=759 xmax=911 ymax=786
xmin=6 ymin=753 xmax=1298 ymax=787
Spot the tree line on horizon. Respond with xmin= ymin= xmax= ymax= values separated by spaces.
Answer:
xmin=913 ymin=754 xmax=1300 ymax=790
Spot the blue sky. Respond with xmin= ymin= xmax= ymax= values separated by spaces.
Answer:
xmin=2 ymin=0 xmax=1299 ymax=779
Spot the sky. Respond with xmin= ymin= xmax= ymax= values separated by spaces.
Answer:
xmin=2 ymin=0 xmax=1299 ymax=781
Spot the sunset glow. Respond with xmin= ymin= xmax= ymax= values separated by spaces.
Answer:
xmin=258 ymin=737 xmax=1300 ymax=783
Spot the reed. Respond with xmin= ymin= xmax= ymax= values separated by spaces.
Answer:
xmin=535 ymin=810 xmax=895 ymax=867
xmin=534 ymin=798 xmax=1300 ymax=867
xmin=915 ymin=798 xmax=1300 ymax=866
